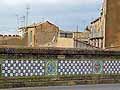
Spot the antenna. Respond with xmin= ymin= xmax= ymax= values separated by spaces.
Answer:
xmin=76 ymin=25 xmax=79 ymax=32
xmin=26 ymin=5 xmax=30 ymax=27
xmin=16 ymin=14 xmax=20 ymax=34
xmin=75 ymin=25 xmax=79 ymax=40
xmin=16 ymin=14 xmax=19 ymax=29
xmin=42 ymin=17 xmax=44 ymax=22
xmin=20 ymin=16 xmax=25 ymax=27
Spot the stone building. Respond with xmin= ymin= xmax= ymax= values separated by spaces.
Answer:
xmin=56 ymin=31 xmax=74 ymax=48
xmin=87 ymin=0 xmax=120 ymax=50
xmin=88 ymin=17 xmax=104 ymax=49
xmin=56 ymin=30 xmax=96 ymax=49
xmin=73 ymin=29 xmax=90 ymax=44
xmin=19 ymin=21 xmax=59 ymax=47
xmin=103 ymin=0 xmax=120 ymax=50
xmin=0 ymin=35 xmax=23 ymax=47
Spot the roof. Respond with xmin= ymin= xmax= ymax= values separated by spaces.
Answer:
xmin=19 ymin=21 xmax=59 ymax=29
xmin=59 ymin=30 xmax=73 ymax=34
xmin=90 ymin=17 xmax=101 ymax=24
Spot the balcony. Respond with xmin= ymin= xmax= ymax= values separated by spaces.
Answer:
xmin=89 ymin=31 xmax=103 ymax=39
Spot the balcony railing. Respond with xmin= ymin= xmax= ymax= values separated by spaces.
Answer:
xmin=89 ymin=31 xmax=103 ymax=39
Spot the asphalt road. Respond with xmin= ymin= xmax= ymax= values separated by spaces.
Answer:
xmin=2 ymin=84 xmax=120 ymax=90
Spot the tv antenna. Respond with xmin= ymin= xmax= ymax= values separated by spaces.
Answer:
xmin=26 ymin=5 xmax=30 ymax=27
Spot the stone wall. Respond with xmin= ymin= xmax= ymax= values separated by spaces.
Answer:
xmin=35 ymin=22 xmax=59 ymax=47
xmin=1 ymin=59 xmax=120 ymax=77
xmin=0 ymin=35 xmax=24 ymax=47
xmin=0 ymin=48 xmax=120 ymax=88
xmin=56 ymin=37 xmax=74 ymax=48
xmin=105 ymin=0 xmax=120 ymax=48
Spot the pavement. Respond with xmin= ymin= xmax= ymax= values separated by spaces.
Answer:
xmin=1 ymin=84 xmax=120 ymax=90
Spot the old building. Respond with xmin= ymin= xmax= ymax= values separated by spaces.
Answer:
xmin=103 ymin=0 xmax=120 ymax=50
xmin=19 ymin=21 xmax=59 ymax=47
xmin=56 ymin=31 xmax=74 ymax=48
xmin=73 ymin=29 xmax=90 ymax=44
xmin=87 ymin=0 xmax=120 ymax=50
xmin=88 ymin=17 xmax=104 ymax=49
xmin=86 ymin=0 xmax=105 ymax=49
xmin=0 ymin=35 xmax=23 ymax=47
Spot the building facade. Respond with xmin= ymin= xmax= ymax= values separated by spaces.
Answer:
xmin=73 ymin=30 xmax=89 ymax=44
xmin=87 ymin=0 xmax=120 ymax=50
xmin=20 ymin=21 xmax=59 ymax=47
xmin=88 ymin=17 xmax=104 ymax=49
xmin=56 ymin=31 xmax=74 ymax=48
xmin=0 ymin=35 xmax=23 ymax=47
xmin=104 ymin=0 xmax=120 ymax=50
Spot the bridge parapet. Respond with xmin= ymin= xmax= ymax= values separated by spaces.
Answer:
xmin=0 ymin=48 xmax=120 ymax=88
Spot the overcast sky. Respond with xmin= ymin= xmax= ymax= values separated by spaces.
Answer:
xmin=0 ymin=0 xmax=102 ymax=35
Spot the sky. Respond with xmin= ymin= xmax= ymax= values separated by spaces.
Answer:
xmin=0 ymin=0 xmax=102 ymax=35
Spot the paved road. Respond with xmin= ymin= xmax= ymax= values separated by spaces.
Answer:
xmin=2 ymin=84 xmax=120 ymax=90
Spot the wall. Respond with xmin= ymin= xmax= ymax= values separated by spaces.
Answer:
xmin=74 ymin=40 xmax=97 ymax=49
xmin=88 ymin=17 xmax=104 ymax=49
xmin=30 ymin=21 xmax=59 ymax=47
xmin=1 ymin=59 xmax=120 ymax=77
xmin=0 ymin=48 xmax=120 ymax=88
xmin=28 ymin=28 xmax=35 ymax=47
xmin=56 ymin=37 xmax=74 ymax=48
xmin=0 ymin=35 xmax=24 ymax=47
xmin=73 ymin=31 xmax=89 ymax=43
xmin=0 ymin=48 xmax=120 ymax=77
xmin=105 ymin=0 xmax=120 ymax=48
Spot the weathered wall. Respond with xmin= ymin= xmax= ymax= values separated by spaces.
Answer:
xmin=0 ymin=48 xmax=120 ymax=78
xmin=0 ymin=48 xmax=120 ymax=88
xmin=56 ymin=37 xmax=74 ymax=48
xmin=105 ymin=0 xmax=120 ymax=48
xmin=35 ymin=22 xmax=59 ymax=47
xmin=1 ymin=59 xmax=120 ymax=77
xmin=28 ymin=28 xmax=35 ymax=47
xmin=0 ymin=36 xmax=24 ymax=47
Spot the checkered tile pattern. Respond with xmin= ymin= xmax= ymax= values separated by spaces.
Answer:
xmin=58 ymin=60 xmax=93 ymax=75
xmin=1 ymin=60 xmax=120 ymax=77
xmin=103 ymin=61 xmax=120 ymax=74
xmin=1 ymin=60 xmax=45 ymax=77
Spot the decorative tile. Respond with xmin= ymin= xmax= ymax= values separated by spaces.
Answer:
xmin=58 ymin=60 xmax=93 ymax=75
xmin=1 ymin=60 xmax=45 ymax=77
